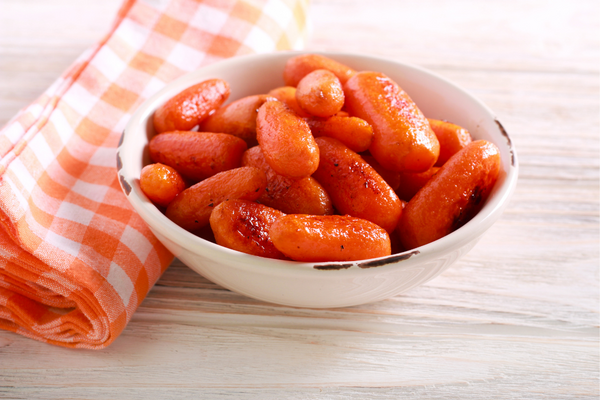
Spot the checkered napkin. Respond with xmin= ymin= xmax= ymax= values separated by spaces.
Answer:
xmin=0 ymin=0 xmax=309 ymax=349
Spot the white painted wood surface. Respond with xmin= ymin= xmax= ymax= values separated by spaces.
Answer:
xmin=0 ymin=0 xmax=598 ymax=398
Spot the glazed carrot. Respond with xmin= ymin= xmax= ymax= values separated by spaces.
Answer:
xmin=256 ymin=100 xmax=320 ymax=179
xmin=165 ymin=166 xmax=267 ymax=232
xmin=267 ymin=86 xmax=311 ymax=117
xmin=153 ymin=79 xmax=230 ymax=133
xmin=149 ymin=131 xmax=247 ymax=183
xmin=270 ymin=214 xmax=391 ymax=262
xmin=295 ymin=69 xmax=345 ymax=118
xmin=396 ymin=167 xmax=440 ymax=202
xmin=312 ymin=137 xmax=403 ymax=233
xmin=344 ymin=71 xmax=440 ymax=173
xmin=428 ymin=118 xmax=473 ymax=167
xmin=242 ymin=146 xmax=333 ymax=215
xmin=283 ymin=54 xmax=356 ymax=87
xmin=139 ymin=163 xmax=186 ymax=208
xmin=397 ymin=140 xmax=501 ymax=250
xmin=209 ymin=200 xmax=287 ymax=259
xmin=199 ymin=94 xmax=276 ymax=147
xmin=306 ymin=115 xmax=373 ymax=153
xmin=360 ymin=154 xmax=401 ymax=191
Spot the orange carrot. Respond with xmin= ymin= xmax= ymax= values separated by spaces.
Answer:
xmin=139 ymin=163 xmax=186 ymax=208
xmin=153 ymin=79 xmax=229 ymax=133
xmin=256 ymin=100 xmax=319 ymax=179
xmin=199 ymin=94 xmax=276 ymax=147
xmin=295 ymin=69 xmax=345 ymax=118
xmin=165 ymin=166 xmax=267 ymax=232
xmin=397 ymin=140 xmax=501 ymax=249
xmin=312 ymin=137 xmax=402 ymax=233
xmin=428 ymin=118 xmax=473 ymax=167
xmin=270 ymin=214 xmax=391 ymax=262
xmin=149 ymin=131 xmax=247 ymax=183
xmin=242 ymin=146 xmax=333 ymax=215
xmin=344 ymin=71 xmax=440 ymax=173
xmin=283 ymin=54 xmax=356 ymax=87
xmin=209 ymin=199 xmax=287 ymax=259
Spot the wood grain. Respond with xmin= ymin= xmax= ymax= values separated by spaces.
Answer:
xmin=0 ymin=0 xmax=598 ymax=398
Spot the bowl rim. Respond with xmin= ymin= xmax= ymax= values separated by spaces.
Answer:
xmin=118 ymin=50 xmax=519 ymax=275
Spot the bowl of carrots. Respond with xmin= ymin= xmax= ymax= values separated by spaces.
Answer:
xmin=118 ymin=51 xmax=518 ymax=308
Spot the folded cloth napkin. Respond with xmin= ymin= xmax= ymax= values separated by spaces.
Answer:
xmin=0 ymin=0 xmax=309 ymax=349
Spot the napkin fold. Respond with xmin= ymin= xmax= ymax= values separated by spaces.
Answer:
xmin=0 ymin=0 xmax=309 ymax=349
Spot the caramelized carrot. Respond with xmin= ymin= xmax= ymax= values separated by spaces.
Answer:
xmin=306 ymin=115 xmax=373 ymax=153
xmin=199 ymin=94 xmax=276 ymax=146
xmin=149 ymin=131 xmax=247 ymax=182
xmin=139 ymin=163 xmax=186 ymax=208
xmin=396 ymin=167 xmax=440 ymax=202
xmin=242 ymin=146 xmax=333 ymax=215
xmin=267 ymin=86 xmax=311 ymax=117
xmin=360 ymin=154 xmax=401 ymax=191
xmin=256 ymin=100 xmax=320 ymax=179
xmin=209 ymin=200 xmax=287 ymax=259
xmin=312 ymin=137 xmax=402 ymax=233
xmin=270 ymin=214 xmax=391 ymax=262
xmin=295 ymin=69 xmax=345 ymax=118
xmin=165 ymin=166 xmax=267 ymax=232
xmin=153 ymin=79 xmax=229 ymax=133
xmin=397 ymin=140 xmax=501 ymax=249
xmin=344 ymin=71 xmax=440 ymax=173
xmin=428 ymin=118 xmax=473 ymax=167
xmin=283 ymin=54 xmax=356 ymax=87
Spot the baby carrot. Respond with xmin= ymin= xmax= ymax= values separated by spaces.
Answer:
xmin=153 ymin=79 xmax=229 ymax=133
xmin=270 ymin=214 xmax=391 ymax=262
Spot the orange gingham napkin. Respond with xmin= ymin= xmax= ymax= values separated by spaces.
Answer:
xmin=0 ymin=0 xmax=309 ymax=349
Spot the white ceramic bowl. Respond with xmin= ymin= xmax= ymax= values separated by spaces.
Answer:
xmin=118 ymin=51 xmax=518 ymax=308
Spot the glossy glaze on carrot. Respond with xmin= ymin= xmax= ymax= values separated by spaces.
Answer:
xmin=199 ymin=94 xmax=276 ymax=147
xmin=149 ymin=130 xmax=247 ymax=183
xmin=307 ymin=115 xmax=373 ymax=153
xmin=242 ymin=146 xmax=333 ymax=215
xmin=153 ymin=79 xmax=229 ymax=133
xmin=268 ymin=86 xmax=311 ymax=118
xmin=397 ymin=140 xmax=501 ymax=249
xmin=139 ymin=163 xmax=186 ymax=208
xmin=428 ymin=118 xmax=473 ymax=167
xmin=344 ymin=71 xmax=439 ymax=173
xmin=283 ymin=54 xmax=356 ymax=87
xmin=165 ymin=166 xmax=267 ymax=232
xmin=210 ymin=199 xmax=287 ymax=259
xmin=270 ymin=214 xmax=391 ymax=262
xmin=256 ymin=100 xmax=319 ymax=179
xmin=295 ymin=69 xmax=345 ymax=118
xmin=312 ymin=136 xmax=402 ymax=233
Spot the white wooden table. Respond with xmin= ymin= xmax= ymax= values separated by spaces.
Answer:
xmin=1 ymin=0 xmax=598 ymax=398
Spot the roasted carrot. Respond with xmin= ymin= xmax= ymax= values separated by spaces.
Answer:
xmin=397 ymin=140 xmax=501 ymax=249
xmin=428 ymin=118 xmax=473 ymax=167
xmin=209 ymin=199 xmax=287 ymax=259
xmin=295 ymin=69 xmax=345 ymax=118
xmin=270 ymin=214 xmax=391 ymax=262
xmin=344 ymin=71 xmax=440 ymax=173
xmin=312 ymin=137 xmax=402 ymax=233
xmin=165 ymin=166 xmax=267 ymax=232
xmin=256 ymin=100 xmax=320 ymax=179
xmin=199 ymin=94 xmax=276 ymax=147
xmin=283 ymin=54 xmax=356 ymax=87
xmin=149 ymin=131 xmax=247 ymax=182
xmin=153 ymin=79 xmax=229 ymax=133
xmin=139 ymin=163 xmax=186 ymax=208
xmin=242 ymin=146 xmax=333 ymax=215
xmin=306 ymin=115 xmax=373 ymax=153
